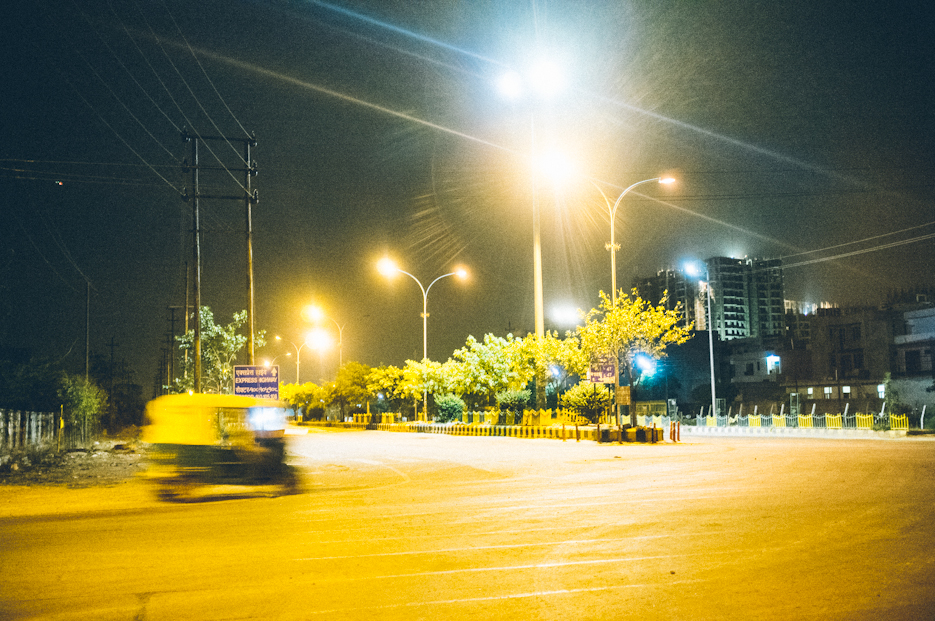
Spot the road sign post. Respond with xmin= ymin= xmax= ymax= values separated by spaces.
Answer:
xmin=233 ymin=365 xmax=280 ymax=400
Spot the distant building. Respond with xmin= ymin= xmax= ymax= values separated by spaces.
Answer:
xmin=894 ymin=307 xmax=935 ymax=377
xmin=633 ymin=256 xmax=786 ymax=342
xmin=631 ymin=269 xmax=700 ymax=329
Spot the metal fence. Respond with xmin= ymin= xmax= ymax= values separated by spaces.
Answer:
xmin=695 ymin=411 xmax=904 ymax=430
xmin=1 ymin=409 xmax=100 ymax=456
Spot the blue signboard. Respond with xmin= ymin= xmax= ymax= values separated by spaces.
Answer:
xmin=233 ymin=365 xmax=280 ymax=399
xmin=588 ymin=356 xmax=616 ymax=384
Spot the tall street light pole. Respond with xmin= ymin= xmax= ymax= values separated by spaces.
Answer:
xmin=686 ymin=262 xmax=718 ymax=420
xmin=378 ymin=258 xmax=468 ymax=418
xmin=497 ymin=62 xmax=564 ymax=340
xmin=592 ymin=177 xmax=675 ymax=425
xmin=592 ymin=177 xmax=676 ymax=305
xmin=705 ymin=277 xmax=718 ymax=420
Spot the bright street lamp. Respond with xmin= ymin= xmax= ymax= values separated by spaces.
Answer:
xmin=378 ymin=258 xmax=468 ymax=417
xmin=497 ymin=59 xmax=566 ymax=341
xmin=307 ymin=327 xmax=334 ymax=383
xmin=592 ymin=177 xmax=676 ymax=305
xmin=305 ymin=305 xmax=345 ymax=368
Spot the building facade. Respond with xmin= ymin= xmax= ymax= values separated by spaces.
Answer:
xmin=633 ymin=256 xmax=786 ymax=342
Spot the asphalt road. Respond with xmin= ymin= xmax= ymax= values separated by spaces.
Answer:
xmin=1 ymin=430 xmax=933 ymax=620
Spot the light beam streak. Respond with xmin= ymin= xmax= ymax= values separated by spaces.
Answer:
xmin=306 ymin=0 xmax=504 ymax=66
xmin=169 ymin=41 xmax=512 ymax=154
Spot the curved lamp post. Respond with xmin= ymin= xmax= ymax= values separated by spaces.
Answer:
xmin=592 ymin=177 xmax=675 ymax=305
xmin=263 ymin=353 xmax=291 ymax=368
xmin=276 ymin=335 xmax=312 ymax=384
xmin=591 ymin=176 xmax=675 ymax=426
xmin=378 ymin=258 xmax=468 ymax=417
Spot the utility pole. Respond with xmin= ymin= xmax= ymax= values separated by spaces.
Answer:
xmin=107 ymin=336 xmax=118 ymax=427
xmin=182 ymin=130 xmax=258 ymax=392
xmin=85 ymin=280 xmax=90 ymax=382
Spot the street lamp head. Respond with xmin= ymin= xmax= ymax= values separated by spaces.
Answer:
xmin=534 ymin=150 xmax=576 ymax=186
xmin=377 ymin=257 xmax=399 ymax=278
xmin=496 ymin=58 xmax=565 ymax=102
xmin=684 ymin=261 xmax=705 ymax=279
xmin=275 ymin=335 xmax=282 ymax=342
xmin=496 ymin=70 xmax=524 ymax=100
xmin=304 ymin=304 xmax=325 ymax=323
xmin=454 ymin=267 xmax=468 ymax=280
xmin=307 ymin=328 xmax=333 ymax=351
xmin=659 ymin=177 xmax=676 ymax=185
xmin=528 ymin=59 xmax=564 ymax=98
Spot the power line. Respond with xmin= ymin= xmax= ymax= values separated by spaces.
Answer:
xmin=782 ymin=221 xmax=935 ymax=260
xmin=782 ymin=232 xmax=935 ymax=269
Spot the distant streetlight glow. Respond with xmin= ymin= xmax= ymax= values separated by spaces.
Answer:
xmin=635 ymin=354 xmax=657 ymax=377
xmin=550 ymin=304 xmax=581 ymax=327
xmin=304 ymin=304 xmax=346 ymax=368
xmin=308 ymin=327 xmax=333 ymax=352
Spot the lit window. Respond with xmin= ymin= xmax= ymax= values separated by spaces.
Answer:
xmin=842 ymin=386 xmax=851 ymax=395
xmin=823 ymin=387 xmax=833 ymax=399
xmin=807 ymin=387 xmax=814 ymax=396
xmin=877 ymin=384 xmax=885 ymax=399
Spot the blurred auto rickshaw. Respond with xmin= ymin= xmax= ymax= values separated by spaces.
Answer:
xmin=142 ymin=393 xmax=298 ymax=500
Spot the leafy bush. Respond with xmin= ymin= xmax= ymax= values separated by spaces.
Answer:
xmin=496 ymin=389 xmax=530 ymax=414
xmin=434 ymin=394 xmax=465 ymax=423
xmin=560 ymin=382 xmax=612 ymax=424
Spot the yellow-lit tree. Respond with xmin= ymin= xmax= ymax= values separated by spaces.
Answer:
xmin=576 ymin=289 xmax=692 ymax=390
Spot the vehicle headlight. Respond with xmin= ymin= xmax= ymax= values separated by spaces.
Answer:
xmin=247 ymin=407 xmax=286 ymax=431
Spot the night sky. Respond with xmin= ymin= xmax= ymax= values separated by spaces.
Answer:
xmin=2 ymin=0 xmax=933 ymax=389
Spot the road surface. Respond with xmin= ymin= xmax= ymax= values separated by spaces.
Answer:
xmin=1 ymin=429 xmax=933 ymax=620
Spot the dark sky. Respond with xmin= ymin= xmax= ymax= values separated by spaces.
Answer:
xmin=2 ymin=0 xmax=934 ymax=389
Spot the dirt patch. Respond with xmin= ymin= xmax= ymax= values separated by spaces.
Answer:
xmin=0 ymin=441 xmax=146 ymax=488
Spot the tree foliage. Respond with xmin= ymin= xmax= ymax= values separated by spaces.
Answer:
xmin=0 ymin=359 xmax=62 ymax=411
xmin=57 ymin=374 xmax=108 ymax=427
xmin=281 ymin=381 xmax=331 ymax=420
xmin=367 ymin=365 xmax=408 ymax=412
xmin=434 ymin=393 xmax=465 ymax=423
xmin=447 ymin=334 xmax=530 ymax=409
xmin=173 ymin=307 xmax=266 ymax=394
xmin=495 ymin=389 xmax=531 ymax=415
xmin=576 ymin=290 xmax=692 ymax=387
xmin=331 ymin=361 xmax=372 ymax=416
xmin=560 ymin=382 xmax=612 ymax=423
